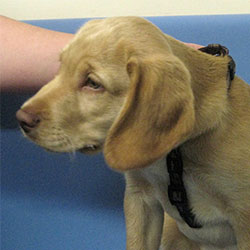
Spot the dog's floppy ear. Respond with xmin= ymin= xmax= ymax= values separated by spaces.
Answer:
xmin=104 ymin=54 xmax=195 ymax=171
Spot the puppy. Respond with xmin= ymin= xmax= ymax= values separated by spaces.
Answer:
xmin=16 ymin=17 xmax=250 ymax=250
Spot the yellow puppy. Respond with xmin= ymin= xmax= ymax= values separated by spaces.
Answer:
xmin=17 ymin=17 xmax=250 ymax=250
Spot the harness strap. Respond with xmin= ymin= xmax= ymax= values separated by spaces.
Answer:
xmin=167 ymin=148 xmax=202 ymax=229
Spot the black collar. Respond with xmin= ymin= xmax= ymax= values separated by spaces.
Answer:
xmin=167 ymin=148 xmax=202 ymax=229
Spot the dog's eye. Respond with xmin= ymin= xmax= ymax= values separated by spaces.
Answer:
xmin=85 ymin=77 xmax=103 ymax=90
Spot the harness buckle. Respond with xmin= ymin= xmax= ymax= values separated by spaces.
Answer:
xmin=168 ymin=185 xmax=187 ymax=205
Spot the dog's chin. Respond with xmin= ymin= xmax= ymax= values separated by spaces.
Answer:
xmin=26 ymin=134 xmax=102 ymax=155
xmin=78 ymin=144 xmax=102 ymax=155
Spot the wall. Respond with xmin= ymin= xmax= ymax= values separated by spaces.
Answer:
xmin=1 ymin=0 xmax=250 ymax=20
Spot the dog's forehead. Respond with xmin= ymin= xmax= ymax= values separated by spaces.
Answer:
xmin=67 ymin=17 xmax=146 ymax=49
xmin=62 ymin=17 xmax=167 ymax=57
xmin=59 ymin=16 xmax=171 ymax=74
xmin=60 ymin=18 xmax=128 ymax=64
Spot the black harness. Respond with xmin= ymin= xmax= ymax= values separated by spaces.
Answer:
xmin=167 ymin=148 xmax=202 ymax=228
xmin=166 ymin=44 xmax=236 ymax=229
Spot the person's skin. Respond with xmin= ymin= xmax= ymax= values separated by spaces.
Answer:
xmin=185 ymin=43 xmax=202 ymax=50
xmin=0 ymin=15 xmax=73 ymax=92
xmin=0 ymin=15 xmax=202 ymax=93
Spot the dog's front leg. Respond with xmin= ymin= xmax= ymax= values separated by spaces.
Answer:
xmin=124 ymin=183 xmax=164 ymax=250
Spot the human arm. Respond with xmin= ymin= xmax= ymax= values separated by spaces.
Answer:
xmin=0 ymin=15 xmax=73 ymax=92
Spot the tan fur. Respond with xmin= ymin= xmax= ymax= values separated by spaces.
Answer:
xmin=19 ymin=17 xmax=250 ymax=250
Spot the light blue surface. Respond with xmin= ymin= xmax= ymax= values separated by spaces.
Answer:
xmin=1 ymin=15 xmax=250 ymax=250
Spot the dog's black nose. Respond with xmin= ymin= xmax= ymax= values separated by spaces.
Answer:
xmin=16 ymin=109 xmax=40 ymax=133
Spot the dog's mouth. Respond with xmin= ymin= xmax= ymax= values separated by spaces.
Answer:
xmin=78 ymin=144 xmax=101 ymax=154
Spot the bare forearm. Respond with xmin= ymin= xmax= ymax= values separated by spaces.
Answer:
xmin=0 ymin=16 xmax=73 ymax=92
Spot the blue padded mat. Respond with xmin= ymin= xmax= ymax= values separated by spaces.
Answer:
xmin=1 ymin=15 xmax=250 ymax=250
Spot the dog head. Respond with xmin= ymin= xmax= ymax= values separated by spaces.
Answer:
xmin=17 ymin=17 xmax=195 ymax=171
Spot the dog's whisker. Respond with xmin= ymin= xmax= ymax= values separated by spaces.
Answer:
xmin=65 ymin=135 xmax=77 ymax=160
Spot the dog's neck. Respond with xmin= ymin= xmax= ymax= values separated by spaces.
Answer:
xmin=164 ymin=36 xmax=236 ymax=165
xmin=167 ymin=36 xmax=232 ymax=139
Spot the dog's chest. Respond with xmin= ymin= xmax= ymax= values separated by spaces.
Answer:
xmin=140 ymin=158 xmax=236 ymax=248
xmin=141 ymin=158 xmax=220 ymax=222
